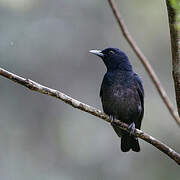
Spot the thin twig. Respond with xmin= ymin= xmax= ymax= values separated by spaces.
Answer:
xmin=0 ymin=67 xmax=180 ymax=165
xmin=108 ymin=0 xmax=180 ymax=126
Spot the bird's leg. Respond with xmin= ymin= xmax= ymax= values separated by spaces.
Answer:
xmin=128 ymin=122 xmax=135 ymax=135
xmin=109 ymin=115 xmax=115 ymax=124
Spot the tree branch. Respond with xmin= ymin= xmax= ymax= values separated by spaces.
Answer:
xmin=108 ymin=0 xmax=180 ymax=126
xmin=166 ymin=0 xmax=180 ymax=118
xmin=0 ymin=67 xmax=180 ymax=165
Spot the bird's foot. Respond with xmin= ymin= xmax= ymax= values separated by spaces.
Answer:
xmin=128 ymin=122 xmax=135 ymax=135
xmin=109 ymin=115 xmax=115 ymax=124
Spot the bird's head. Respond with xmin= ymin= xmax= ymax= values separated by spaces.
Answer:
xmin=89 ymin=48 xmax=132 ymax=71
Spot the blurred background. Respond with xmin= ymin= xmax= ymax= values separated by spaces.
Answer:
xmin=0 ymin=0 xmax=180 ymax=179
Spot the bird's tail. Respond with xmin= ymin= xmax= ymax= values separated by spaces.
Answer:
xmin=121 ymin=135 xmax=140 ymax=152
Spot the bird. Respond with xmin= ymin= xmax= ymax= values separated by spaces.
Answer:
xmin=89 ymin=47 xmax=144 ymax=152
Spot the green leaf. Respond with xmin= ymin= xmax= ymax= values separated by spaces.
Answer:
xmin=170 ymin=0 xmax=180 ymax=30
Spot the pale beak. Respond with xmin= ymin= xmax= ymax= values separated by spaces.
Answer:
xmin=89 ymin=50 xmax=104 ymax=57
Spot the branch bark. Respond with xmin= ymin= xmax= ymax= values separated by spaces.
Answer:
xmin=0 ymin=67 xmax=180 ymax=165
xmin=166 ymin=0 xmax=180 ymax=118
xmin=108 ymin=0 xmax=180 ymax=126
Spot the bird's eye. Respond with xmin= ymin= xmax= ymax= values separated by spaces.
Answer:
xmin=109 ymin=50 xmax=115 ymax=55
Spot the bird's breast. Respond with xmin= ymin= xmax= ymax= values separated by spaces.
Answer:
xmin=101 ymin=83 xmax=141 ymax=122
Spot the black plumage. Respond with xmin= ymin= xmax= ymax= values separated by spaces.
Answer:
xmin=89 ymin=48 xmax=144 ymax=152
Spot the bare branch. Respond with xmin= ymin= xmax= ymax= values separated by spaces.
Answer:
xmin=166 ymin=0 xmax=180 ymax=118
xmin=108 ymin=0 xmax=180 ymax=126
xmin=0 ymin=67 xmax=180 ymax=165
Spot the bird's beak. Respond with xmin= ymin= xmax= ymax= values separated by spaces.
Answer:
xmin=89 ymin=50 xmax=104 ymax=58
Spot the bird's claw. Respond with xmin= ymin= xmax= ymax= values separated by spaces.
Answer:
xmin=128 ymin=122 xmax=135 ymax=135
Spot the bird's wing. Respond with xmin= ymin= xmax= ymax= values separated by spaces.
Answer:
xmin=134 ymin=73 xmax=144 ymax=129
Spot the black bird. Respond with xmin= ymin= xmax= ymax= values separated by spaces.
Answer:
xmin=89 ymin=48 xmax=144 ymax=152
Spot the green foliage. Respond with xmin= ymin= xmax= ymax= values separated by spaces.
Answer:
xmin=170 ymin=0 xmax=180 ymax=10
xmin=170 ymin=0 xmax=180 ymax=29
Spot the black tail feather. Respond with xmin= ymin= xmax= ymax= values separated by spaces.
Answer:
xmin=121 ymin=135 xmax=140 ymax=152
